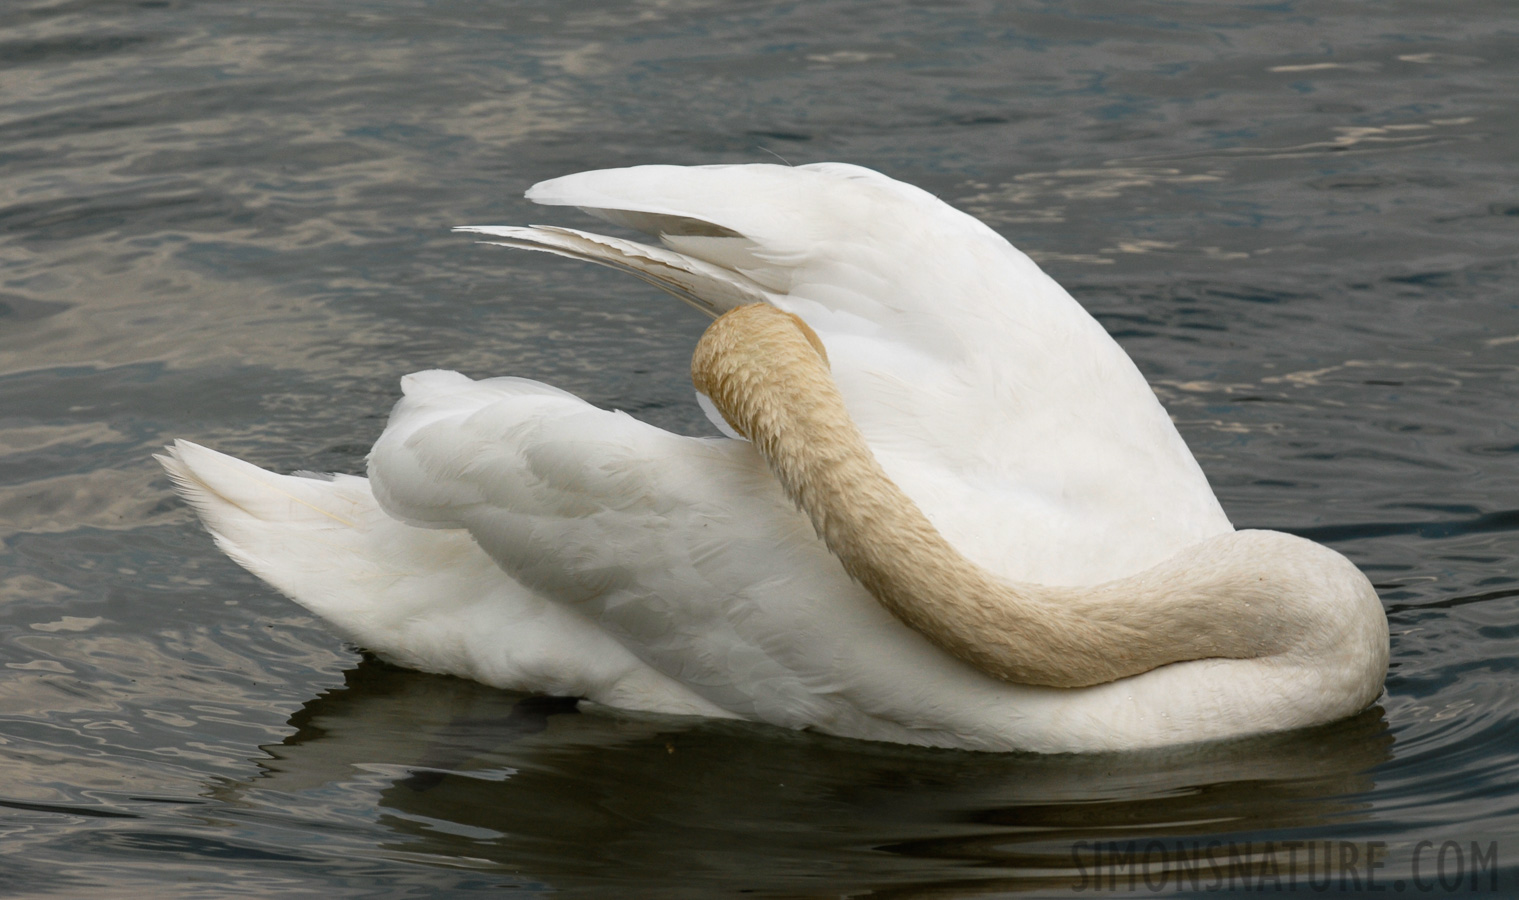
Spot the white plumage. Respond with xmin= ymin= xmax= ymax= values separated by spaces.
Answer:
xmin=160 ymin=163 xmax=1386 ymax=753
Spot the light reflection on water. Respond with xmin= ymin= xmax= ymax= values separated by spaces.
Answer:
xmin=1 ymin=0 xmax=1516 ymax=895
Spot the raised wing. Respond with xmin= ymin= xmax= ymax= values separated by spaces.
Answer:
xmin=464 ymin=163 xmax=1233 ymax=584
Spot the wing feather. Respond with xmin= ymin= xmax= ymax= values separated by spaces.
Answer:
xmin=466 ymin=163 xmax=1234 ymax=583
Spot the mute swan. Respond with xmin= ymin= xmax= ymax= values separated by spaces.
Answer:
xmin=159 ymin=162 xmax=1388 ymax=753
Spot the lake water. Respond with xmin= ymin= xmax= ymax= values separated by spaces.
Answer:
xmin=2 ymin=0 xmax=1517 ymax=896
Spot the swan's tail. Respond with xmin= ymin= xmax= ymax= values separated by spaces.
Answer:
xmin=156 ymin=440 xmax=737 ymax=715
xmin=156 ymin=439 xmax=470 ymax=640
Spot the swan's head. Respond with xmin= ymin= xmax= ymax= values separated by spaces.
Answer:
xmin=691 ymin=303 xmax=829 ymax=443
xmin=689 ymin=304 xmax=1389 ymax=698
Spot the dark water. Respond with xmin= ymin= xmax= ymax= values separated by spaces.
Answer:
xmin=2 ymin=0 xmax=1516 ymax=896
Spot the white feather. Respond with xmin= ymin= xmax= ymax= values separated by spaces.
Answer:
xmin=161 ymin=163 xmax=1384 ymax=752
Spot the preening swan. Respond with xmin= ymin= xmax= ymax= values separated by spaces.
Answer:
xmin=690 ymin=304 xmax=1378 ymax=690
xmin=159 ymin=162 xmax=1388 ymax=753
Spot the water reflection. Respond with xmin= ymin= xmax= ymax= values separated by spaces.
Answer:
xmin=220 ymin=660 xmax=1392 ymax=895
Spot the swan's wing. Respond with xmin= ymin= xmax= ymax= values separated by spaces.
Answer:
xmin=156 ymin=440 xmax=731 ymax=718
xmin=469 ymin=164 xmax=1233 ymax=583
xmin=453 ymin=224 xmax=768 ymax=317
xmin=365 ymin=369 xmax=1041 ymax=744
xmin=368 ymin=370 xmax=786 ymax=624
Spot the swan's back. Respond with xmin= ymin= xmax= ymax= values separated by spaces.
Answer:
xmin=489 ymin=163 xmax=1233 ymax=584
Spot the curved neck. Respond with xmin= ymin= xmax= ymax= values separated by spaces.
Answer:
xmin=692 ymin=304 xmax=1296 ymax=688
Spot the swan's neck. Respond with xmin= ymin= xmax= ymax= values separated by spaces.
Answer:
xmin=691 ymin=304 xmax=1378 ymax=689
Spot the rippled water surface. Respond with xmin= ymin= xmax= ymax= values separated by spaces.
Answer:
xmin=2 ymin=1 xmax=1517 ymax=896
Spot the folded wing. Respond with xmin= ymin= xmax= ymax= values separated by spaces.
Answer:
xmin=365 ymin=368 xmax=1047 ymax=744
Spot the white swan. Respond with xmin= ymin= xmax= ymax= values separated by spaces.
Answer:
xmin=159 ymin=162 xmax=1388 ymax=753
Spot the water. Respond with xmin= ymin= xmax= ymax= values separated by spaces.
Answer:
xmin=1 ymin=0 xmax=1516 ymax=895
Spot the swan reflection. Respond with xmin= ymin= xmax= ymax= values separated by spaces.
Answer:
xmin=216 ymin=661 xmax=1392 ymax=895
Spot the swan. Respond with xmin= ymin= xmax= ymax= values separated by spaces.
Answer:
xmin=159 ymin=162 xmax=1388 ymax=753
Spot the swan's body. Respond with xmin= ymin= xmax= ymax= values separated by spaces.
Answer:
xmin=161 ymin=163 xmax=1388 ymax=753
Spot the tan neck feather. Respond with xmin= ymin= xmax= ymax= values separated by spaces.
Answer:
xmin=692 ymin=304 xmax=1308 ymax=688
